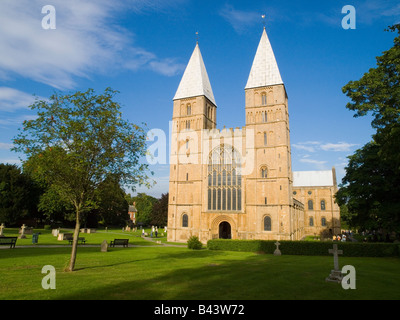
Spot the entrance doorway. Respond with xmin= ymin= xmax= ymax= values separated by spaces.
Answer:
xmin=219 ymin=221 xmax=231 ymax=239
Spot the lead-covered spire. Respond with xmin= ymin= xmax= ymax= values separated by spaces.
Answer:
xmin=173 ymin=43 xmax=216 ymax=105
xmin=245 ymin=28 xmax=283 ymax=89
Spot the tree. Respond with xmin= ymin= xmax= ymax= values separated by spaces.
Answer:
xmin=0 ymin=163 xmax=42 ymax=224
xmin=129 ymin=193 xmax=157 ymax=226
xmin=336 ymin=141 xmax=399 ymax=232
xmin=337 ymin=24 xmax=400 ymax=236
xmin=95 ymin=175 xmax=129 ymax=227
xmin=151 ymin=193 xmax=168 ymax=227
xmin=342 ymin=24 xmax=400 ymax=131
xmin=12 ymin=88 xmax=152 ymax=271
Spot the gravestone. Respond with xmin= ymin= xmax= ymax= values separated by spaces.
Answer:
xmin=100 ymin=240 xmax=108 ymax=252
xmin=273 ymin=241 xmax=281 ymax=256
xmin=0 ymin=223 xmax=4 ymax=237
xmin=18 ymin=224 xmax=27 ymax=239
xmin=325 ymin=244 xmax=343 ymax=283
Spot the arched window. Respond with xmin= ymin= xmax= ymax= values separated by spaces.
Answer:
xmin=261 ymin=167 xmax=267 ymax=178
xmin=207 ymin=145 xmax=241 ymax=211
xmin=261 ymin=93 xmax=267 ymax=105
xmin=308 ymin=200 xmax=313 ymax=210
xmin=321 ymin=217 xmax=326 ymax=227
xmin=262 ymin=111 xmax=267 ymax=123
xmin=309 ymin=217 xmax=314 ymax=226
xmin=182 ymin=214 xmax=188 ymax=227
xmin=321 ymin=200 xmax=326 ymax=210
xmin=264 ymin=216 xmax=272 ymax=231
xmin=264 ymin=132 xmax=267 ymax=146
xmin=187 ymin=104 xmax=191 ymax=115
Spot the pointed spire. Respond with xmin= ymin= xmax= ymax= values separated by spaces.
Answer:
xmin=173 ymin=43 xmax=216 ymax=105
xmin=245 ymin=28 xmax=283 ymax=89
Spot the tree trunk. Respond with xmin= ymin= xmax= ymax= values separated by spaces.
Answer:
xmin=66 ymin=209 xmax=80 ymax=272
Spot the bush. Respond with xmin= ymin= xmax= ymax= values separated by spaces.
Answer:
xmin=187 ymin=236 xmax=202 ymax=250
xmin=207 ymin=239 xmax=400 ymax=257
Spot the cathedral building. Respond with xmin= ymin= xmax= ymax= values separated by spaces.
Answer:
xmin=167 ymin=27 xmax=340 ymax=243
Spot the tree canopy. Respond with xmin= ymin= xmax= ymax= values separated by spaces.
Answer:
xmin=0 ymin=164 xmax=42 ymax=225
xmin=12 ymin=88 xmax=153 ymax=270
xmin=337 ymin=24 xmax=400 ymax=236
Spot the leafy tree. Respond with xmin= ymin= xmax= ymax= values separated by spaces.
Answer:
xmin=0 ymin=164 xmax=42 ymax=224
xmin=37 ymin=185 xmax=75 ymax=224
xmin=12 ymin=88 xmax=152 ymax=271
xmin=151 ymin=193 xmax=168 ymax=227
xmin=95 ymin=175 xmax=129 ymax=227
xmin=342 ymin=24 xmax=400 ymax=131
xmin=337 ymin=24 xmax=400 ymax=236
xmin=129 ymin=193 xmax=157 ymax=226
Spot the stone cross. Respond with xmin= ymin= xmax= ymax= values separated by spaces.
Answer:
xmin=0 ymin=223 xmax=4 ymax=237
xmin=326 ymin=244 xmax=344 ymax=283
xmin=328 ymin=244 xmax=343 ymax=271
xmin=19 ymin=224 xmax=27 ymax=239
xmin=273 ymin=241 xmax=281 ymax=256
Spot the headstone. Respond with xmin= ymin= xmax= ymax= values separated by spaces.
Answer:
xmin=273 ymin=241 xmax=281 ymax=256
xmin=0 ymin=223 xmax=5 ymax=237
xmin=52 ymin=229 xmax=59 ymax=237
xmin=18 ymin=224 xmax=27 ymax=239
xmin=325 ymin=244 xmax=343 ymax=283
xmin=100 ymin=240 xmax=108 ymax=252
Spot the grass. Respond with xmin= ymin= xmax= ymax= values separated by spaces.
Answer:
xmin=1 ymin=227 xmax=173 ymax=247
xmin=1 ymin=244 xmax=400 ymax=300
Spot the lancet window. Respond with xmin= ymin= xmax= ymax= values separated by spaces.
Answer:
xmin=207 ymin=145 xmax=242 ymax=211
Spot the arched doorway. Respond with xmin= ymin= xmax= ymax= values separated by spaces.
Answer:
xmin=219 ymin=221 xmax=231 ymax=239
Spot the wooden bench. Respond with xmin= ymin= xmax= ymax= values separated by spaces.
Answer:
xmin=110 ymin=239 xmax=129 ymax=247
xmin=65 ymin=235 xmax=86 ymax=245
xmin=0 ymin=237 xmax=17 ymax=248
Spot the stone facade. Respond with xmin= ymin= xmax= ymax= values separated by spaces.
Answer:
xmin=167 ymin=29 xmax=340 ymax=243
xmin=292 ymin=168 xmax=341 ymax=238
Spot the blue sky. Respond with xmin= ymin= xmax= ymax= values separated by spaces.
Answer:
xmin=0 ymin=0 xmax=399 ymax=197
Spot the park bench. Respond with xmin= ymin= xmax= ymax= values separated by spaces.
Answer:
xmin=64 ymin=234 xmax=86 ymax=245
xmin=0 ymin=236 xmax=17 ymax=249
xmin=110 ymin=239 xmax=129 ymax=247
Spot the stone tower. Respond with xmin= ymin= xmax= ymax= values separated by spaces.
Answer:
xmin=242 ymin=27 xmax=298 ymax=240
xmin=167 ymin=28 xmax=305 ymax=243
xmin=168 ymin=43 xmax=217 ymax=243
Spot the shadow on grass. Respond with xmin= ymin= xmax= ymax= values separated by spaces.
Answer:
xmin=57 ymin=252 xmax=371 ymax=300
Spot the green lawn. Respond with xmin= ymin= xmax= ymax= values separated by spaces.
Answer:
xmin=1 ymin=227 xmax=171 ymax=246
xmin=1 ymin=244 xmax=399 ymax=300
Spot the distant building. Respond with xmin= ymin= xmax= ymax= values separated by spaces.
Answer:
xmin=128 ymin=202 xmax=137 ymax=224
xmin=293 ymin=168 xmax=341 ymax=237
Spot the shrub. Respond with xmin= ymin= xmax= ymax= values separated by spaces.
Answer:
xmin=207 ymin=239 xmax=400 ymax=257
xmin=187 ymin=236 xmax=202 ymax=250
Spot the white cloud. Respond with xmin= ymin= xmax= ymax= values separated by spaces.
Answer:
xmin=299 ymin=158 xmax=327 ymax=165
xmin=293 ymin=141 xmax=358 ymax=152
xmin=0 ymin=158 xmax=21 ymax=165
xmin=0 ymin=143 xmax=14 ymax=150
xmin=219 ymin=4 xmax=260 ymax=34
xmin=320 ymin=142 xmax=358 ymax=152
xmin=292 ymin=144 xmax=316 ymax=152
xmin=0 ymin=87 xmax=44 ymax=112
xmin=0 ymin=0 xmax=185 ymax=89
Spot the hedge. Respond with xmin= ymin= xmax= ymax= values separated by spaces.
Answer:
xmin=207 ymin=239 xmax=400 ymax=257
